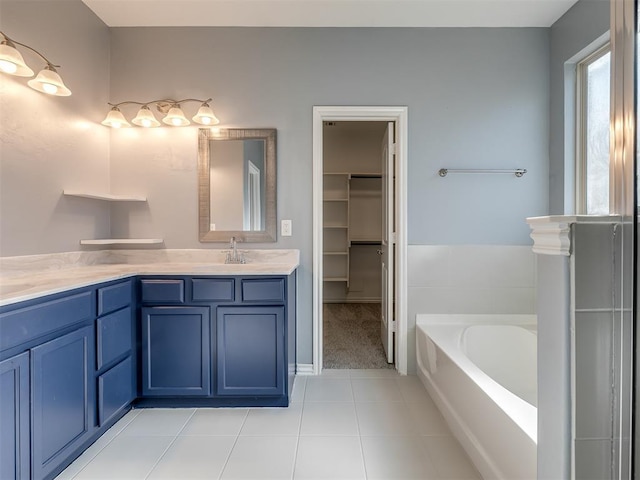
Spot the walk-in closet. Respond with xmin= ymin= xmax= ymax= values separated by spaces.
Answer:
xmin=322 ymin=121 xmax=391 ymax=369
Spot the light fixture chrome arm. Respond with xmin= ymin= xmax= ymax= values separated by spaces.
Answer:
xmin=0 ymin=31 xmax=59 ymax=69
xmin=107 ymin=98 xmax=213 ymax=109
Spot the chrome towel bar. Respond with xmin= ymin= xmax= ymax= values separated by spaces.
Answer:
xmin=438 ymin=168 xmax=527 ymax=178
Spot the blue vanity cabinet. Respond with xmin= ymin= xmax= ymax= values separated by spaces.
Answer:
xmin=216 ymin=306 xmax=285 ymax=396
xmin=31 ymin=325 xmax=96 ymax=480
xmin=0 ymin=352 xmax=30 ymax=480
xmin=141 ymin=306 xmax=211 ymax=396
xmin=137 ymin=273 xmax=297 ymax=406
xmin=96 ymin=280 xmax=136 ymax=427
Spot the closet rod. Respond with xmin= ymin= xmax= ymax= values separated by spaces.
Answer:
xmin=438 ymin=168 xmax=527 ymax=178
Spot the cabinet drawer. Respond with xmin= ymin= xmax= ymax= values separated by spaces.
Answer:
xmin=97 ymin=307 xmax=132 ymax=370
xmin=192 ymin=278 xmax=235 ymax=302
xmin=140 ymin=279 xmax=185 ymax=304
xmin=98 ymin=356 xmax=134 ymax=426
xmin=241 ymin=278 xmax=285 ymax=302
xmin=98 ymin=281 xmax=132 ymax=316
xmin=0 ymin=291 xmax=94 ymax=352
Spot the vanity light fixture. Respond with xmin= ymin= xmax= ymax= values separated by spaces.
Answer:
xmin=0 ymin=31 xmax=71 ymax=96
xmin=101 ymin=98 xmax=220 ymax=128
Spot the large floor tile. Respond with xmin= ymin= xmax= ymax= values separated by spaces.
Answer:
xmin=120 ymin=408 xmax=194 ymax=436
xmin=304 ymin=377 xmax=354 ymax=402
xmin=319 ymin=369 xmax=351 ymax=378
xmin=352 ymin=378 xmax=404 ymax=402
xmin=422 ymin=436 xmax=482 ymax=479
xmin=240 ymin=404 xmax=302 ymax=436
xmin=361 ymin=435 xmax=438 ymax=479
xmin=73 ymin=435 xmax=173 ymax=479
xmin=356 ymin=402 xmax=417 ymax=435
xmin=300 ymin=402 xmax=359 ymax=435
xmin=348 ymin=369 xmax=399 ymax=378
xmin=404 ymin=401 xmax=450 ymax=436
xmin=147 ymin=435 xmax=235 ymax=479
xmin=180 ymin=408 xmax=248 ymax=436
xmin=220 ymin=436 xmax=297 ymax=479
xmin=294 ymin=436 xmax=366 ymax=479
xmin=395 ymin=375 xmax=433 ymax=404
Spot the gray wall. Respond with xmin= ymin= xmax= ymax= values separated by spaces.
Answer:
xmin=549 ymin=0 xmax=610 ymax=214
xmin=0 ymin=1 xmax=111 ymax=256
xmin=107 ymin=27 xmax=550 ymax=364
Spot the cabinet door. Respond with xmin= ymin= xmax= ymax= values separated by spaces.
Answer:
xmin=141 ymin=307 xmax=210 ymax=396
xmin=216 ymin=306 xmax=285 ymax=396
xmin=98 ymin=356 xmax=135 ymax=427
xmin=31 ymin=326 xmax=95 ymax=480
xmin=0 ymin=352 xmax=30 ymax=480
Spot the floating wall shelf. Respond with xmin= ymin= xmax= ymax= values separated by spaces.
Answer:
xmin=63 ymin=190 xmax=147 ymax=202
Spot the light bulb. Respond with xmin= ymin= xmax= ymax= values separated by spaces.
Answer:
xmin=141 ymin=119 xmax=151 ymax=127
xmin=42 ymin=83 xmax=58 ymax=95
xmin=171 ymin=118 xmax=182 ymax=126
xmin=0 ymin=59 xmax=17 ymax=74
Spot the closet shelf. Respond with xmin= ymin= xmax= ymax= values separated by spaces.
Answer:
xmin=350 ymin=239 xmax=382 ymax=245
xmin=324 ymin=224 xmax=349 ymax=229
xmin=63 ymin=190 xmax=147 ymax=202
xmin=324 ymin=251 xmax=349 ymax=256
xmin=80 ymin=239 xmax=164 ymax=246
xmin=323 ymin=277 xmax=349 ymax=282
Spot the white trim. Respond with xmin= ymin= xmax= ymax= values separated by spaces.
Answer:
xmin=312 ymin=106 xmax=409 ymax=375
xmin=526 ymin=218 xmax=573 ymax=256
xmin=296 ymin=364 xmax=315 ymax=375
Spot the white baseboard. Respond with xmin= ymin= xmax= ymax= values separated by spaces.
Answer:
xmin=296 ymin=364 xmax=316 ymax=375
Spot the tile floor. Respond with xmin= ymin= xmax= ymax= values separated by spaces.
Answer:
xmin=56 ymin=369 xmax=481 ymax=480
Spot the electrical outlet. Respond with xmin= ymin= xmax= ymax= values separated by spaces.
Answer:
xmin=281 ymin=219 xmax=292 ymax=237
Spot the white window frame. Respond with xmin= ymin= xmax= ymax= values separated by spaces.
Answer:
xmin=575 ymin=43 xmax=611 ymax=215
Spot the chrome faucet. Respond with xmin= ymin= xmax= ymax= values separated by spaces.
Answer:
xmin=225 ymin=236 xmax=246 ymax=264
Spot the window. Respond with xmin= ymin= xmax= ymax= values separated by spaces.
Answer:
xmin=576 ymin=45 xmax=611 ymax=215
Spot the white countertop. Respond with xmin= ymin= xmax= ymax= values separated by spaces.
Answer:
xmin=0 ymin=249 xmax=300 ymax=307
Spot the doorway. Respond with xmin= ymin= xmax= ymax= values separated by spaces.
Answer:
xmin=312 ymin=106 xmax=408 ymax=375
xmin=322 ymin=121 xmax=390 ymax=369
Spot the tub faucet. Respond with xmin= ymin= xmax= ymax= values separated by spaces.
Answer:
xmin=226 ymin=236 xmax=246 ymax=264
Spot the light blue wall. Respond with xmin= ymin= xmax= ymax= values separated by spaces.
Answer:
xmin=107 ymin=27 xmax=551 ymax=364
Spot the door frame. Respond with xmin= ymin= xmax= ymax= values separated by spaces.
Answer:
xmin=312 ymin=106 xmax=408 ymax=375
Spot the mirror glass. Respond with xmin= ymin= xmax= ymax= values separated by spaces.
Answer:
xmin=198 ymin=128 xmax=277 ymax=242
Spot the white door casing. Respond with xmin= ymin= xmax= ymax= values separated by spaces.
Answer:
xmin=312 ymin=106 xmax=408 ymax=375
xmin=380 ymin=121 xmax=395 ymax=363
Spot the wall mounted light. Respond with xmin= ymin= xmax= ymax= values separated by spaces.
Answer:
xmin=102 ymin=98 xmax=220 ymax=128
xmin=0 ymin=31 xmax=71 ymax=96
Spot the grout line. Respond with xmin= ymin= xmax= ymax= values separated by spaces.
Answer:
xmin=217 ymin=408 xmax=250 ymax=479
xmin=61 ymin=408 xmax=143 ymax=479
xmin=143 ymin=408 xmax=197 ymax=479
xmin=350 ymin=375 xmax=369 ymax=479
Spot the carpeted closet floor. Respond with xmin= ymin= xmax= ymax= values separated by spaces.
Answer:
xmin=323 ymin=303 xmax=394 ymax=369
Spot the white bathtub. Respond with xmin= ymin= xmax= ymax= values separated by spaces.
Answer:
xmin=416 ymin=314 xmax=537 ymax=480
